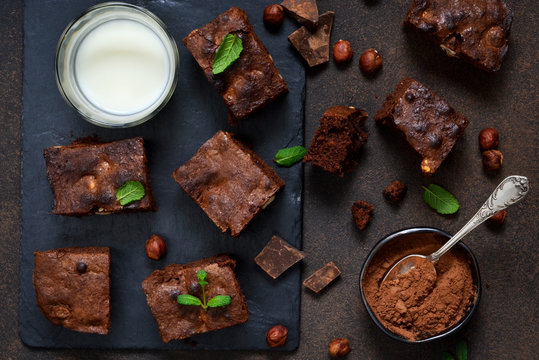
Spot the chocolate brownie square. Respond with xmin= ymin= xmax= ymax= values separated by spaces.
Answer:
xmin=374 ymin=78 xmax=469 ymax=176
xmin=183 ymin=7 xmax=288 ymax=123
xmin=404 ymin=0 xmax=513 ymax=72
xmin=172 ymin=131 xmax=285 ymax=237
xmin=304 ymin=105 xmax=369 ymax=176
xmin=141 ymin=255 xmax=249 ymax=342
xmin=43 ymin=137 xmax=156 ymax=215
xmin=33 ymin=247 xmax=111 ymax=334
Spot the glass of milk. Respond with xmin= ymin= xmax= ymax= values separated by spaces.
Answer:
xmin=56 ymin=2 xmax=179 ymax=128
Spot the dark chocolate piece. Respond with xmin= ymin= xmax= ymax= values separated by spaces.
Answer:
xmin=254 ymin=235 xmax=304 ymax=279
xmin=33 ymin=247 xmax=111 ymax=334
xmin=172 ymin=131 xmax=285 ymax=237
xmin=351 ymin=200 xmax=374 ymax=230
xmin=43 ymin=137 xmax=156 ymax=216
xmin=183 ymin=7 xmax=288 ymax=123
xmin=281 ymin=0 xmax=319 ymax=28
xmin=304 ymin=105 xmax=368 ymax=176
xmin=383 ymin=180 xmax=407 ymax=203
xmin=303 ymin=262 xmax=341 ymax=293
xmin=374 ymin=78 xmax=469 ymax=176
xmin=141 ymin=255 xmax=250 ymax=343
xmin=404 ymin=0 xmax=513 ymax=72
xmin=288 ymin=11 xmax=334 ymax=67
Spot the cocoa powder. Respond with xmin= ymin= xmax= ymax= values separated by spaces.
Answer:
xmin=362 ymin=232 xmax=477 ymax=341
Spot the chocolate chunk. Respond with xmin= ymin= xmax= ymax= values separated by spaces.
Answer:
xmin=281 ymin=0 xmax=319 ymax=28
xmin=288 ymin=11 xmax=334 ymax=67
xmin=351 ymin=200 xmax=374 ymax=230
xmin=303 ymin=262 xmax=341 ymax=293
xmin=254 ymin=235 xmax=304 ymax=279
xmin=383 ymin=180 xmax=407 ymax=203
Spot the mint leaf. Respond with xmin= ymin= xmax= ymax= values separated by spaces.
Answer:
xmin=197 ymin=269 xmax=207 ymax=283
xmin=422 ymin=184 xmax=459 ymax=214
xmin=115 ymin=181 xmax=145 ymax=206
xmin=274 ymin=145 xmax=307 ymax=167
xmin=456 ymin=340 xmax=467 ymax=360
xmin=207 ymin=295 xmax=231 ymax=308
xmin=177 ymin=294 xmax=202 ymax=306
xmin=442 ymin=352 xmax=455 ymax=360
xmin=212 ymin=34 xmax=243 ymax=74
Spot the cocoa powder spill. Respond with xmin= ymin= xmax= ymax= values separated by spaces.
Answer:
xmin=362 ymin=232 xmax=477 ymax=341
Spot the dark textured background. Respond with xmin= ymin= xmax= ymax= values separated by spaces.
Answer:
xmin=1 ymin=0 xmax=537 ymax=359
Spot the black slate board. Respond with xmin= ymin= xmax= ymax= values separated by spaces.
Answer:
xmin=19 ymin=0 xmax=304 ymax=350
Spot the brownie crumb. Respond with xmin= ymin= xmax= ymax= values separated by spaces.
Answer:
xmin=352 ymin=200 xmax=374 ymax=230
xmin=383 ymin=180 xmax=407 ymax=203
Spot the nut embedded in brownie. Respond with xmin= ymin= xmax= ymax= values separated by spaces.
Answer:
xmin=304 ymin=105 xmax=369 ymax=177
xmin=172 ymin=131 xmax=285 ymax=237
xmin=33 ymin=247 xmax=111 ymax=334
xmin=374 ymin=78 xmax=469 ymax=176
xmin=404 ymin=0 xmax=513 ymax=72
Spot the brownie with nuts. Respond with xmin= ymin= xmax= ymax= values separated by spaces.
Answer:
xmin=304 ymin=105 xmax=368 ymax=177
xmin=374 ymin=78 xmax=469 ymax=176
xmin=352 ymin=200 xmax=374 ymax=230
xmin=43 ymin=137 xmax=156 ymax=216
xmin=172 ymin=131 xmax=285 ymax=237
xmin=183 ymin=7 xmax=288 ymax=124
xmin=141 ymin=254 xmax=250 ymax=342
xmin=404 ymin=0 xmax=513 ymax=72
xmin=33 ymin=247 xmax=111 ymax=334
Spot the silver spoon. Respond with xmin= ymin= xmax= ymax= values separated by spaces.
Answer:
xmin=382 ymin=175 xmax=530 ymax=284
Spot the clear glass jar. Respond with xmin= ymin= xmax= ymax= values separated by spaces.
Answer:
xmin=55 ymin=2 xmax=179 ymax=128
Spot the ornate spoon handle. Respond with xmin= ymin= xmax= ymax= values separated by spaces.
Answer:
xmin=427 ymin=175 xmax=529 ymax=263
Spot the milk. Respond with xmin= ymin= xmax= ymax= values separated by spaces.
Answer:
xmin=75 ymin=19 xmax=170 ymax=117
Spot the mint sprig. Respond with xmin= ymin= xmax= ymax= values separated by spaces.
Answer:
xmin=422 ymin=184 xmax=459 ymax=215
xmin=274 ymin=145 xmax=307 ymax=167
xmin=212 ymin=34 xmax=243 ymax=75
xmin=115 ymin=181 xmax=145 ymax=206
xmin=442 ymin=340 xmax=467 ymax=360
xmin=177 ymin=269 xmax=231 ymax=310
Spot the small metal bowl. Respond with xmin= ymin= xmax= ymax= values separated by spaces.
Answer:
xmin=359 ymin=227 xmax=481 ymax=343
xmin=55 ymin=2 xmax=179 ymax=128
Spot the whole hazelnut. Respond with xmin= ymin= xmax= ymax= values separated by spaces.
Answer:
xmin=359 ymin=48 xmax=383 ymax=74
xmin=145 ymin=235 xmax=167 ymax=260
xmin=487 ymin=209 xmax=506 ymax=226
xmin=263 ymin=4 xmax=284 ymax=29
xmin=328 ymin=338 xmax=351 ymax=358
xmin=333 ymin=40 xmax=353 ymax=64
xmin=478 ymin=128 xmax=499 ymax=150
xmin=482 ymin=149 xmax=503 ymax=171
xmin=266 ymin=324 xmax=288 ymax=347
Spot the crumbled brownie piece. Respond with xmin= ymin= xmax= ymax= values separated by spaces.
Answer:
xmin=43 ymin=137 xmax=156 ymax=215
xmin=255 ymin=235 xmax=304 ymax=279
xmin=352 ymin=200 xmax=374 ymax=230
xmin=172 ymin=131 xmax=285 ymax=237
xmin=33 ymin=247 xmax=111 ymax=334
xmin=374 ymin=78 xmax=469 ymax=176
xmin=183 ymin=7 xmax=288 ymax=123
xmin=383 ymin=180 xmax=407 ymax=203
xmin=303 ymin=262 xmax=341 ymax=293
xmin=141 ymin=255 xmax=249 ymax=343
xmin=404 ymin=0 xmax=513 ymax=72
xmin=304 ymin=105 xmax=368 ymax=177
xmin=281 ymin=0 xmax=319 ymax=28
xmin=288 ymin=11 xmax=334 ymax=67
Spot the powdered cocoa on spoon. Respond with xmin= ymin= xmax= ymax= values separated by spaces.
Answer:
xmin=362 ymin=232 xmax=477 ymax=341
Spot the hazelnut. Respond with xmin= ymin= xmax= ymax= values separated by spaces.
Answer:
xmin=478 ymin=128 xmax=499 ymax=150
xmin=487 ymin=209 xmax=506 ymax=226
xmin=359 ymin=49 xmax=383 ymax=74
xmin=263 ymin=4 xmax=284 ymax=29
xmin=266 ymin=324 xmax=288 ymax=347
xmin=145 ymin=235 xmax=167 ymax=260
xmin=76 ymin=261 xmax=87 ymax=274
xmin=328 ymin=338 xmax=351 ymax=358
xmin=333 ymin=40 xmax=353 ymax=64
xmin=482 ymin=149 xmax=503 ymax=171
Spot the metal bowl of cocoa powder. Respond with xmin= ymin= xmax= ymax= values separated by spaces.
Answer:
xmin=360 ymin=227 xmax=481 ymax=343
